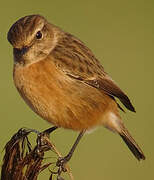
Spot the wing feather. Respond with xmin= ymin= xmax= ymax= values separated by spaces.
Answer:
xmin=84 ymin=77 xmax=135 ymax=112
xmin=50 ymin=32 xmax=135 ymax=112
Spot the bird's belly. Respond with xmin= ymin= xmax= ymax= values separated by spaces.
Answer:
xmin=13 ymin=60 xmax=116 ymax=131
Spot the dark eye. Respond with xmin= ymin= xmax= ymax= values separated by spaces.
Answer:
xmin=36 ymin=31 xmax=42 ymax=39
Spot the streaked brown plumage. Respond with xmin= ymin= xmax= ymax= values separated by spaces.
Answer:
xmin=8 ymin=15 xmax=145 ymax=161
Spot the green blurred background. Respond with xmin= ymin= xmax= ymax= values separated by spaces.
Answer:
xmin=0 ymin=0 xmax=153 ymax=179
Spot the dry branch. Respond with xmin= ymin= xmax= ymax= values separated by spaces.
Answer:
xmin=1 ymin=128 xmax=74 ymax=180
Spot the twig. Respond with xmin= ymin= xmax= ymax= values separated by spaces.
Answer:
xmin=42 ymin=135 xmax=74 ymax=180
xmin=1 ymin=127 xmax=74 ymax=180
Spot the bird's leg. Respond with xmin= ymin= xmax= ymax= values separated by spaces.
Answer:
xmin=56 ymin=130 xmax=85 ymax=171
xmin=43 ymin=126 xmax=58 ymax=135
xmin=36 ymin=126 xmax=58 ymax=151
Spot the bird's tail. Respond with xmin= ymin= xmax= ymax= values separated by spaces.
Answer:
xmin=119 ymin=127 xmax=145 ymax=160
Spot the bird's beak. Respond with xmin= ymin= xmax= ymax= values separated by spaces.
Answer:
xmin=13 ymin=46 xmax=29 ymax=56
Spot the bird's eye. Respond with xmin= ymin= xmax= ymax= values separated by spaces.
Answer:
xmin=36 ymin=31 xmax=42 ymax=39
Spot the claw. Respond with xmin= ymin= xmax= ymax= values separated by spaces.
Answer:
xmin=56 ymin=157 xmax=68 ymax=172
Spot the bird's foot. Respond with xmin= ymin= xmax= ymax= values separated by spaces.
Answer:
xmin=56 ymin=155 xmax=70 ymax=172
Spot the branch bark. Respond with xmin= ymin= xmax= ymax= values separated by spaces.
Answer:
xmin=1 ymin=128 xmax=74 ymax=180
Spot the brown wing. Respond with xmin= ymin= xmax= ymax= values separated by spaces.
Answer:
xmin=50 ymin=32 xmax=135 ymax=112
xmin=84 ymin=77 xmax=135 ymax=112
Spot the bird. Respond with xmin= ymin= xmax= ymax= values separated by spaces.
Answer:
xmin=7 ymin=14 xmax=145 ymax=164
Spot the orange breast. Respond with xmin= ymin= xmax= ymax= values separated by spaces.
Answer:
xmin=13 ymin=58 xmax=118 ymax=131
